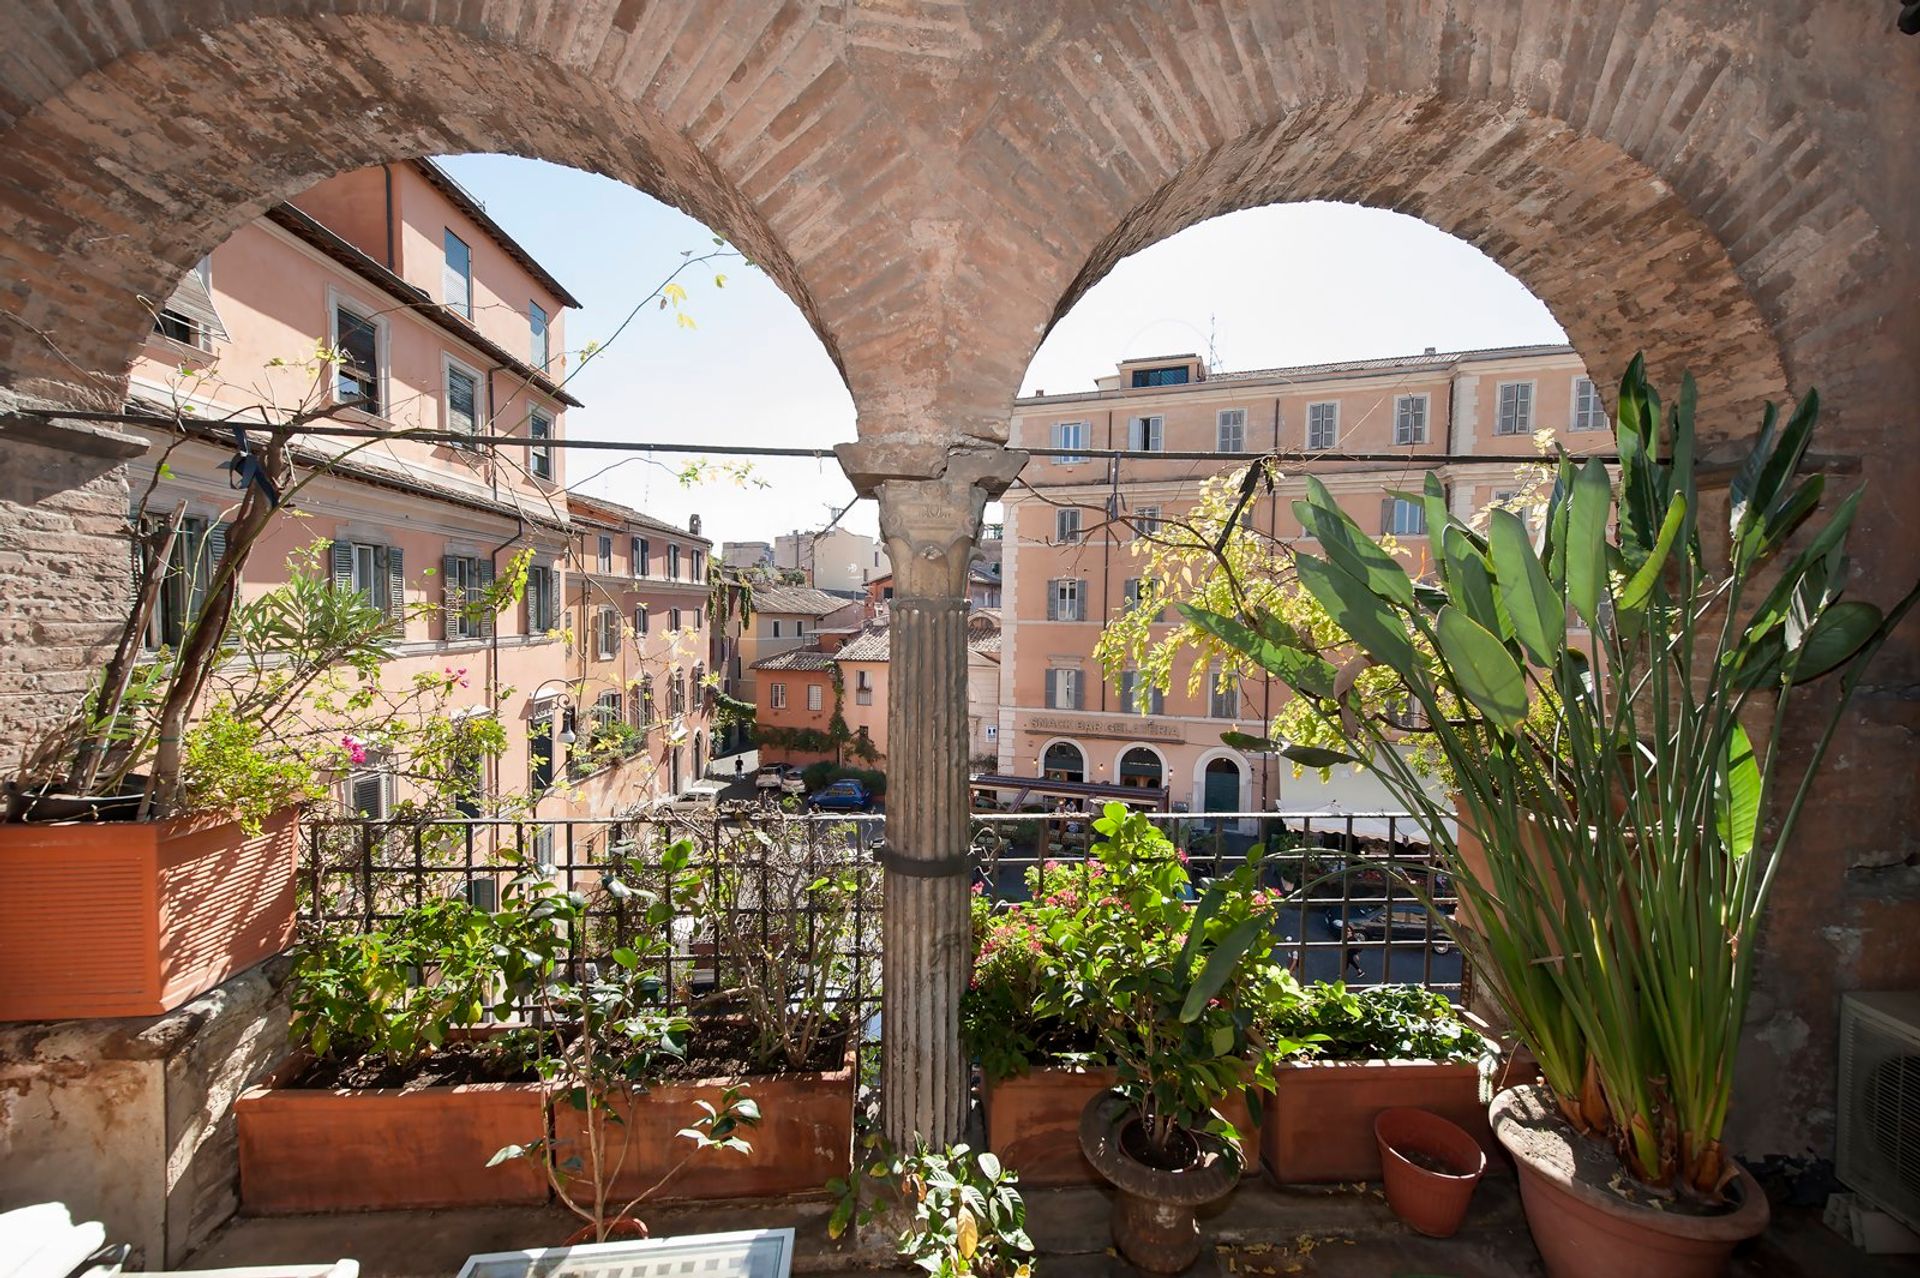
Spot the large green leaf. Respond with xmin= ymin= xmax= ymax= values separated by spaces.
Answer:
xmin=1618 ymin=492 xmax=1687 ymax=613
xmin=1488 ymin=507 xmax=1565 ymax=665
xmin=1180 ymin=916 xmax=1269 ymax=1022
xmin=1788 ymin=599 xmax=1884 ymax=684
xmin=1716 ymin=724 xmax=1760 ymax=860
xmin=1440 ymin=525 xmax=1507 ymax=639
xmin=1738 ymin=389 xmax=1819 ymax=561
xmin=1294 ymin=490 xmax=1415 ymax=608
xmin=1293 ymin=553 xmax=1417 ymax=677
xmin=1420 ymin=473 xmax=1454 ymax=560
xmin=1435 ymin=605 xmax=1528 ymax=728
xmin=1565 ymin=458 xmax=1612 ymax=631
xmin=1179 ymin=605 xmax=1338 ymax=698
xmin=1274 ymin=742 xmax=1363 ymax=768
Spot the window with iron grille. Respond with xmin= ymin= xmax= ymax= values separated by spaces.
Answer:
xmin=1307 ymin=402 xmax=1338 ymax=450
xmin=1496 ymin=381 xmax=1534 ymax=435
xmin=1050 ymin=420 xmax=1088 ymax=463
xmin=1055 ymin=507 xmax=1082 ymax=543
xmin=1217 ymin=408 xmax=1246 ymax=453
xmin=1572 ymin=377 xmax=1608 ymax=432
xmin=1394 ymin=394 xmax=1428 ymax=445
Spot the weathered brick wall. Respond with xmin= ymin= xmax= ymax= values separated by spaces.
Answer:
xmin=0 ymin=1 xmax=1913 ymax=1162
xmin=0 ymin=407 xmax=145 ymax=779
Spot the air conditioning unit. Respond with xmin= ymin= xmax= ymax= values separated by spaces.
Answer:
xmin=1837 ymin=991 xmax=1920 ymax=1232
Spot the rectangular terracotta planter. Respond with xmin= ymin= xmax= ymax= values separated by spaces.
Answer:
xmin=1261 ymin=1058 xmax=1494 ymax=1184
xmin=0 ymin=806 xmax=299 ymax=1021
xmin=552 ymin=1048 xmax=856 ymax=1201
xmin=236 ymin=1060 xmax=549 ymax=1213
xmin=983 ymin=1065 xmax=1262 ymax=1187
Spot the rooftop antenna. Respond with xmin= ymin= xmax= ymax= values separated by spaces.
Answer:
xmin=1206 ymin=312 xmax=1221 ymax=373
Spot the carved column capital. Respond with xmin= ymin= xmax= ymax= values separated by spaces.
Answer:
xmin=841 ymin=445 xmax=1026 ymax=599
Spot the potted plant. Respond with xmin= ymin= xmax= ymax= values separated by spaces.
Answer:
xmin=237 ymin=872 xmax=571 ymax=1213
xmin=1177 ymin=359 xmax=1918 ymax=1276
xmin=1042 ymin=805 xmax=1291 ymax=1274
xmin=829 ymin=1138 xmax=1036 ymax=1278
xmin=1373 ymin=1106 xmax=1486 ymax=1239
xmin=1258 ymin=981 xmax=1498 ymax=1184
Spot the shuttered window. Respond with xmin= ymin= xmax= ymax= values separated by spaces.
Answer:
xmin=330 ymin=539 xmax=405 ymax=634
xmin=1049 ymin=420 xmax=1088 ymax=464
xmin=633 ymin=604 xmax=649 ymax=636
xmin=333 ymin=306 xmax=382 ymax=415
xmin=525 ymin=564 xmax=557 ymax=632
xmin=441 ymin=554 xmax=495 ymax=640
xmin=1217 ymin=409 xmax=1246 ymax=453
xmin=528 ymin=411 xmax=553 ymax=480
xmin=1055 ymin=507 xmax=1082 ymax=544
xmin=596 ymin=606 xmax=618 ymax=659
xmin=1128 ymin=416 xmax=1164 ymax=452
xmin=1382 ymin=497 xmax=1427 ymax=536
xmin=1209 ymin=673 xmax=1240 ymax=720
xmin=1044 ymin=668 xmax=1084 ymax=710
xmin=1307 ymin=402 xmax=1338 ymax=450
xmin=443 ymin=229 xmax=473 ymax=318
xmin=1394 ymin=394 xmax=1428 ymax=445
xmin=1496 ymin=382 xmax=1534 ymax=435
xmin=446 ymin=364 xmax=479 ymax=438
xmin=153 ymin=256 xmax=228 ymax=348
xmin=1572 ymin=378 xmax=1607 ymax=432
xmin=1118 ymin=670 xmax=1163 ymax=715
xmin=347 ymin=769 xmax=390 ymax=820
xmin=770 ymin=683 xmax=788 ymax=710
xmin=1046 ymin=578 xmax=1086 ymax=622
xmin=806 ymin=684 xmax=823 ymax=711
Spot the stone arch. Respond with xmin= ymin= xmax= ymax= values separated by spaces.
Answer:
xmin=1116 ymin=743 xmax=1167 ymax=791
xmin=1039 ymin=739 xmax=1086 ymax=784
xmin=1192 ymin=750 xmax=1251 ymax=816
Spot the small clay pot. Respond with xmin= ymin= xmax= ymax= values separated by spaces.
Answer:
xmin=1374 ymin=1106 xmax=1487 ymax=1238
xmin=1079 ymin=1090 xmax=1241 ymax=1274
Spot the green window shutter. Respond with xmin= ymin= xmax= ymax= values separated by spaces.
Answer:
xmin=475 ymin=558 xmax=496 ymax=638
xmin=384 ymin=546 xmax=405 ymax=633
xmin=330 ymin=539 xmax=355 ymax=590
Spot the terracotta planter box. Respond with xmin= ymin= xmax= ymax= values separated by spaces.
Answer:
xmin=983 ymin=1065 xmax=1261 ymax=1187
xmin=1262 ymin=1059 xmax=1494 ymax=1184
xmin=0 ymin=807 xmax=299 ymax=1021
xmin=553 ymin=1048 xmax=856 ymax=1201
xmin=236 ymin=1060 xmax=549 ymax=1213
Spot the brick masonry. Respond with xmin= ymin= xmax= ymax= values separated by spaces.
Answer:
xmin=0 ymin=1 xmax=1915 ymax=1162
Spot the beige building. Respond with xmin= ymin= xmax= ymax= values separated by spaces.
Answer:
xmin=998 ymin=345 xmax=1612 ymax=816
xmin=730 ymin=582 xmax=865 ymax=725
xmin=775 ymin=525 xmax=890 ymax=592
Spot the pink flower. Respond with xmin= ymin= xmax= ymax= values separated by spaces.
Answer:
xmin=970 ymin=882 xmax=985 ymax=896
xmin=341 ymin=735 xmax=368 ymax=765
xmin=1175 ymin=849 xmax=1191 ymax=865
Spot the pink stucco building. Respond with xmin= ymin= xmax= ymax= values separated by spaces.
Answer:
xmin=999 ymin=346 xmax=1613 ymax=817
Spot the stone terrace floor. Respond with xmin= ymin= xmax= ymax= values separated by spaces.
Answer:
xmin=188 ymin=1173 xmax=1904 ymax=1278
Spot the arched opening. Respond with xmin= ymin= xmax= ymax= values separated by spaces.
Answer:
xmin=1118 ymin=746 xmax=1164 ymax=790
xmin=1042 ymin=741 xmax=1086 ymax=784
xmin=1202 ymin=757 xmax=1243 ymax=816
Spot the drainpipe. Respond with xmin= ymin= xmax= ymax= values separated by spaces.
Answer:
xmin=382 ymin=165 xmax=396 ymax=269
xmin=1262 ymin=395 xmax=1282 ymax=812
xmin=485 ymin=366 xmax=505 ymax=501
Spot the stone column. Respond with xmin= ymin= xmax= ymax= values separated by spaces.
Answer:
xmin=841 ymin=443 xmax=1025 ymax=1148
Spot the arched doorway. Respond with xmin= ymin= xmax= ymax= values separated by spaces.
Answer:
xmin=1118 ymin=746 xmax=1163 ymax=790
xmin=1042 ymin=741 xmax=1086 ymax=784
xmin=1202 ymin=757 xmax=1242 ymax=816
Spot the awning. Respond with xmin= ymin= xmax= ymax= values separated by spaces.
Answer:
xmin=158 ymin=261 xmax=230 ymax=341
xmin=1271 ymin=804 xmax=1455 ymax=846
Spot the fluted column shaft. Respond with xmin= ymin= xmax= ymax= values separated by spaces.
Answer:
xmin=855 ymin=445 xmax=1026 ymax=1150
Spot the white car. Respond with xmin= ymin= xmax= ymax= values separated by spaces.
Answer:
xmin=663 ymin=782 xmax=726 ymax=813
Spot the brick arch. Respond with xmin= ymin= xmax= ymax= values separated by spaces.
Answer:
xmin=1040 ymin=93 xmax=1788 ymax=422
xmin=0 ymin=9 xmax=847 ymax=407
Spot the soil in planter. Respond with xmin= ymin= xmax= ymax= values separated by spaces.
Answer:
xmin=1119 ymin=1116 xmax=1200 ymax=1172
xmin=288 ymin=1018 xmax=851 ymax=1090
xmin=1500 ymin=1091 xmax=1743 ymax=1218
xmin=1397 ymin=1148 xmax=1470 ymax=1176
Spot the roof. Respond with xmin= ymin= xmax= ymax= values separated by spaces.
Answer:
xmin=264 ymin=203 xmax=584 ymax=409
xmin=967 ymin=609 xmax=1002 ymax=656
xmin=751 ymin=647 xmax=839 ymax=672
xmin=567 ymin=491 xmax=710 ymax=542
xmin=752 ymin=584 xmax=858 ymax=616
xmin=834 ymin=623 xmax=891 ymax=662
xmin=411 ymin=160 xmax=582 ymax=309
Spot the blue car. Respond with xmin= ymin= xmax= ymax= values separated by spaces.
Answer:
xmin=807 ymin=779 xmax=873 ymax=812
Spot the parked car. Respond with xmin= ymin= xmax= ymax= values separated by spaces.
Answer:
xmin=779 ymin=768 xmax=807 ymax=795
xmin=663 ymin=781 xmax=727 ymax=814
xmin=755 ymin=765 xmax=785 ymax=791
xmin=1340 ymin=902 xmax=1455 ymax=953
xmin=806 ymin=779 xmax=873 ymax=812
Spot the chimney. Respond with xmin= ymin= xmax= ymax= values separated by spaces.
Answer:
xmin=689 ymin=513 xmax=702 ymax=535
xmin=1423 ymin=346 xmax=1437 ymax=356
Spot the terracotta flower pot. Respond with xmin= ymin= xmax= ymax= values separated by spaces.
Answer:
xmin=986 ymin=1064 xmax=1260 ymax=1186
xmin=1078 ymin=1089 xmax=1240 ymax=1274
xmin=0 ymin=806 xmax=299 ymax=1021
xmin=1262 ymin=1057 xmax=1493 ymax=1183
xmin=1491 ymin=1086 xmax=1770 ymax=1278
xmin=1374 ymin=1106 xmax=1486 ymax=1238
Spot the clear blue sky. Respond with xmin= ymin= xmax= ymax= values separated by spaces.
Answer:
xmin=438 ymin=155 xmax=1565 ymax=544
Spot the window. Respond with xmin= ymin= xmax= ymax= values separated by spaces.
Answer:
xmin=153 ymin=256 xmax=224 ymax=350
xmin=1130 ymin=365 xmax=1190 ymax=387
xmin=1050 ymin=420 xmax=1088 ymax=464
xmin=597 ymin=535 xmax=612 ymax=574
xmin=806 ymin=684 xmax=823 ymax=712
xmin=148 ymin=516 xmax=221 ymax=648
xmin=1217 ymin=408 xmax=1246 ymax=453
xmin=443 ymin=229 xmax=472 ymax=319
xmin=1496 ymin=381 xmax=1534 ymax=435
xmin=441 ymin=554 xmax=494 ymax=641
xmin=527 ymin=827 xmax=555 ymax=874
xmin=771 ymin=620 xmax=782 ymax=638
xmin=693 ymin=609 xmax=703 ymax=630
xmin=633 ymin=604 xmax=648 ymax=636
xmin=669 ymin=607 xmax=683 ymax=631
xmin=770 ymin=682 xmax=788 ymax=710
xmin=1307 ymin=401 xmax=1338 ymax=450
xmin=796 ymin=620 xmax=806 ymax=635
xmin=1047 ymin=578 xmax=1085 ymax=622
xmin=453 ymin=749 xmax=485 ymax=819
xmin=1123 ymin=577 xmax=1143 ymax=610
xmin=1135 ymin=505 xmax=1161 ymax=538
xmin=1383 ymin=497 xmax=1428 ymax=536
xmin=529 ymin=718 xmax=554 ymax=791
xmin=1055 ymin=507 xmax=1082 ymax=544
xmin=530 ymin=301 xmax=549 ymax=369
xmin=594 ymin=690 xmax=623 ymax=728
xmin=635 ymin=537 xmax=651 ymax=576
xmin=1209 ymin=674 xmax=1240 ymax=720
xmin=329 ymin=540 xmax=404 ymax=632
xmin=668 ymin=544 xmax=682 ymax=578
xmin=526 ymin=564 xmax=557 ymax=632
xmin=670 ymin=670 xmax=687 ymax=716
xmin=691 ymin=549 xmax=704 ymax=580
xmin=855 ymin=670 xmax=873 ymax=705
xmin=1118 ymin=669 xmax=1163 ymax=715
xmin=445 ymin=363 xmax=479 ymax=438
xmin=527 ymin=410 xmax=553 ymax=480
xmin=595 ymin=606 xmax=618 ymax=659
xmin=346 ymin=768 xmax=390 ymax=820
xmin=1128 ymin=415 xmax=1165 ymax=452
xmin=333 ymin=304 xmax=383 ymax=415
xmin=1045 ymin=668 xmax=1083 ymax=709
xmin=1573 ymin=377 xmax=1608 ymax=432
xmin=1394 ymin=394 xmax=1428 ymax=445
